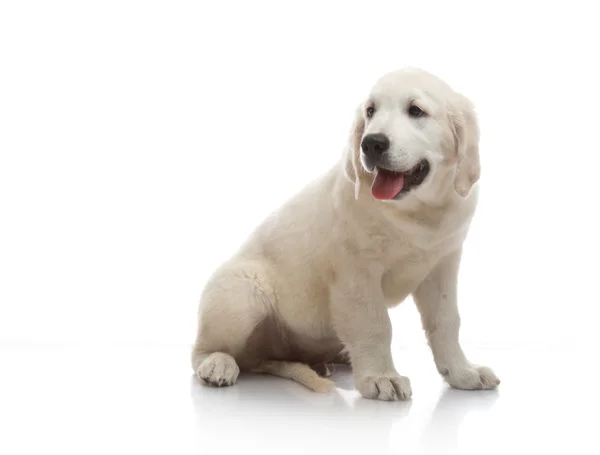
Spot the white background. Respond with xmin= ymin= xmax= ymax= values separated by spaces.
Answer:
xmin=1 ymin=2 xmax=599 ymax=453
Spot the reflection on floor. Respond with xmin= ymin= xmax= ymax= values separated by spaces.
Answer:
xmin=0 ymin=345 xmax=596 ymax=454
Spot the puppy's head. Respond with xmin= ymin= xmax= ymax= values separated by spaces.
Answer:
xmin=345 ymin=68 xmax=480 ymax=201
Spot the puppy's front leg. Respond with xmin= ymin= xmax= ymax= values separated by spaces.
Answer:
xmin=331 ymin=275 xmax=411 ymax=401
xmin=413 ymin=249 xmax=500 ymax=390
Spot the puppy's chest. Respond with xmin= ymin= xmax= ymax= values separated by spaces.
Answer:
xmin=380 ymin=247 xmax=439 ymax=307
xmin=356 ymin=207 xmax=472 ymax=307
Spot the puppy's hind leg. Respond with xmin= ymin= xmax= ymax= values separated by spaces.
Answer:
xmin=191 ymin=261 xmax=273 ymax=388
xmin=253 ymin=361 xmax=336 ymax=393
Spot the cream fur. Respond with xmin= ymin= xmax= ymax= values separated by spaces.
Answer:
xmin=191 ymin=68 xmax=499 ymax=401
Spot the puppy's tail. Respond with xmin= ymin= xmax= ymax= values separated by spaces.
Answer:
xmin=251 ymin=360 xmax=336 ymax=393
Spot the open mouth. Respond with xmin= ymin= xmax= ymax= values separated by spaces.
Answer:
xmin=371 ymin=159 xmax=430 ymax=200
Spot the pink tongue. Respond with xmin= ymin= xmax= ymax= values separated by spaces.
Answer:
xmin=371 ymin=170 xmax=405 ymax=200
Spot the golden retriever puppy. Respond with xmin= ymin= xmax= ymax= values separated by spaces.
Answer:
xmin=191 ymin=68 xmax=499 ymax=401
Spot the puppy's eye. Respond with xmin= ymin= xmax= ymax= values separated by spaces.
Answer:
xmin=408 ymin=105 xmax=426 ymax=118
xmin=366 ymin=106 xmax=375 ymax=118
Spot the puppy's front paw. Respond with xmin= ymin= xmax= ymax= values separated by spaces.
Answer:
xmin=196 ymin=352 xmax=240 ymax=387
xmin=356 ymin=374 xmax=412 ymax=401
xmin=444 ymin=365 xmax=500 ymax=390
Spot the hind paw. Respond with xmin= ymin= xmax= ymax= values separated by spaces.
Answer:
xmin=197 ymin=353 xmax=240 ymax=387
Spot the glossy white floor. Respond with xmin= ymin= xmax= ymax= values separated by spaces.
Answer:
xmin=1 ymin=344 xmax=597 ymax=454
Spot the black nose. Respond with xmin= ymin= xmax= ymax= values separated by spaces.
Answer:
xmin=361 ymin=134 xmax=390 ymax=159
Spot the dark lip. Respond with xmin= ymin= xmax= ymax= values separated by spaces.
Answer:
xmin=376 ymin=159 xmax=431 ymax=199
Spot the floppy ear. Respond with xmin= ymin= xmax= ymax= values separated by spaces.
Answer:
xmin=449 ymin=94 xmax=481 ymax=197
xmin=343 ymin=104 xmax=367 ymax=199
